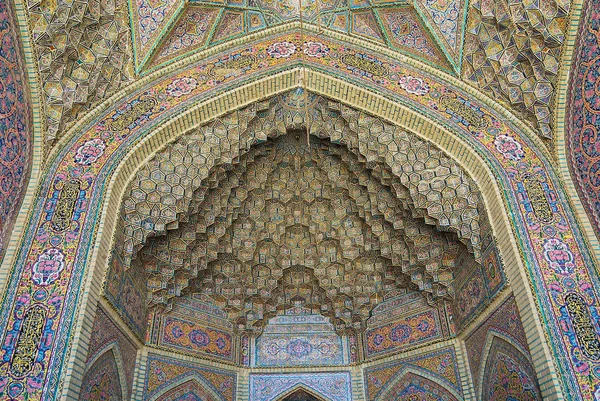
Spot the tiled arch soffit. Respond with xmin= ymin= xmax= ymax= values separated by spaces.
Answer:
xmin=0 ymin=12 xmax=599 ymax=400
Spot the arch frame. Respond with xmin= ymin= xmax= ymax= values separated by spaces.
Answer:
xmin=63 ymin=72 xmax=555 ymax=399
xmin=273 ymin=384 xmax=333 ymax=401
xmin=146 ymin=372 xmax=227 ymax=401
xmin=375 ymin=365 xmax=463 ymax=401
xmin=0 ymin=24 xmax=596 ymax=401
xmin=476 ymin=330 xmax=540 ymax=401
xmin=81 ymin=342 xmax=129 ymax=401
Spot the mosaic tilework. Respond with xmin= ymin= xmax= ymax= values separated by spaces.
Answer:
xmin=565 ymin=0 xmax=600 ymax=242
xmin=364 ymin=293 xmax=454 ymax=359
xmin=249 ymin=373 xmax=352 ymax=401
xmin=453 ymin=245 xmax=505 ymax=328
xmin=144 ymin=354 xmax=236 ymax=401
xmin=212 ymin=11 xmax=244 ymax=44
xmin=127 ymin=0 xmax=465 ymax=73
xmin=365 ymin=310 xmax=442 ymax=358
xmin=86 ymin=307 xmax=138 ymax=397
xmin=151 ymin=7 xmax=220 ymax=69
xmin=121 ymin=119 xmax=484 ymax=332
xmin=462 ymin=0 xmax=568 ymax=138
xmin=134 ymin=0 xmax=180 ymax=60
xmin=464 ymin=296 xmax=530 ymax=388
xmin=0 ymin=0 xmax=32 ymax=261
xmin=79 ymin=349 xmax=123 ymax=401
xmin=105 ymin=255 xmax=148 ymax=339
xmin=377 ymin=7 xmax=449 ymax=69
xmin=255 ymin=314 xmax=344 ymax=366
xmin=481 ymin=337 xmax=541 ymax=401
xmin=1 ymin=30 xmax=597 ymax=399
xmin=154 ymin=379 xmax=220 ymax=401
xmin=415 ymin=0 xmax=465 ymax=63
xmin=161 ymin=316 xmax=233 ymax=361
xmin=146 ymin=295 xmax=234 ymax=361
xmin=351 ymin=10 xmax=383 ymax=42
xmin=364 ymin=346 xmax=461 ymax=400
xmin=29 ymin=0 xmax=133 ymax=140
xmin=381 ymin=372 xmax=459 ymax=401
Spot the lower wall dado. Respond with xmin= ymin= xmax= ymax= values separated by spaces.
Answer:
xmin=78 ymin=290 xmax=540 ymax=400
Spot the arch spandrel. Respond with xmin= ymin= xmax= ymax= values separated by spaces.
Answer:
xmin=0 ymin=27 xmax=596 ymax=400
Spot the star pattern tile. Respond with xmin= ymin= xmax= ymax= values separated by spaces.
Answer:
xmin=130 ymin=0 xmax=468 ymax=74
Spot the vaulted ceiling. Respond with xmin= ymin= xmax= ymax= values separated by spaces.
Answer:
xmin=130 ymin=0 xmax=466 ymax=74
xmin=117 ymin=92 xmax=487 ymax=333
xmin=25 ymin=0 xmax=570 ymax=144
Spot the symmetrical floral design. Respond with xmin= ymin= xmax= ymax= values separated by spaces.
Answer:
xmin=303 ymin=42 xmax=329 ymax=58
xmin=161 ymin=317 xmax=233 ymax=360
xmin=267 ymin=42 xmax=297 ymax=58
xmin=566 ymin=0 xmax=600 ymax=240
xmin=31 ymin=249 xmax=66 ymax=286
xmin=494 ymin=135 xmax=525 ymax=161
xmin=0 ymin=28 xmax=595 ymax=399
xmin=543 ymin=238 xmax=575 ymax=275
xmin=166 ymin=77 xmax=199 ymax=98
xmin=74 ymin=139 xmax=106 ymax=166
xmin=249 ymin=373 xmax=352 ymax=401
xmin=398 ymin=76 xmax=430 ymax=95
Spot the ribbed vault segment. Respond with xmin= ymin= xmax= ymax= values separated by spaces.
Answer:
xmin=114 ymin=91 xmax=489 ymax=332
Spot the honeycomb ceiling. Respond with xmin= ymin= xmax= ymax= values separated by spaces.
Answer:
xmin=131 ymin=0 xmax=466 ymax=73
xmin=119 ymin=92 xmax=486 ymax=333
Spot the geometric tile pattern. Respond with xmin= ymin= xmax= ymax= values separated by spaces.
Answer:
xmin=129 ymin=0 xmax=466 ymax=73
xmin=28 ymin=0 xmax=133 ymax=141
xmin=117 ymin=92 xmax=488 ymax=333
xmin=462 ymin=0 xmax=569 ymax=139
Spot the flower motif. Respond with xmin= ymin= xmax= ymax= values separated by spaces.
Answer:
xmin=304 ymin=42 xmax=329 ymax=58
xmin=398 ymin=76 xmax=429 ymax=96
xmin=494 ymin=134 xmax=525 ymax=161
xmin=389 ymin=324 xmax=411 ymax=342
xmin=166 ymin=77 xmax=198 ymax=97
xmin=266 ymin=41 xmax=296 ymax=58
xmin=32 ymin=248 xmax=66 ymax=286
xmin=74 ymin=138 xmax=106 ymax=166
xmin=543 ymin=238 xmax=574 ymax=275
xmin=189 ymin=329 xmax=210 ymax=346
xmin=286 ymin=338 xmax=312 ymax=358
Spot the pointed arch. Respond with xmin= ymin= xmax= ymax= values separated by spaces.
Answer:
xmin=376 ymin=365 xmax=463 ymax=401
xmin=147 ymin=372 xmax=227 ymax=401
xmin=79 ymin=343 xmax=128 ymax=401
xmin=274 ymin=385 xmax=333 ymax=401
xmin=375 ymin=366 xmax=463 ymax=401
xmin=2 ymin=25 xmax=597 ymax=399
xmin=477 ymin=330 xmax=541 ymax=401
